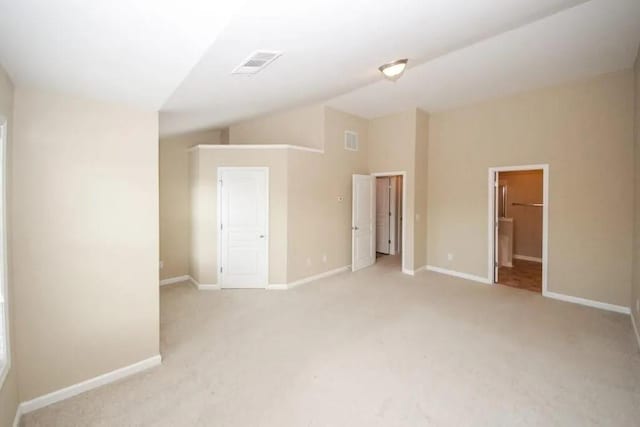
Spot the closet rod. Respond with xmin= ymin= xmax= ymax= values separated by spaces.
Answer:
xmin=511 ymin=202 xmax=543 ymax=207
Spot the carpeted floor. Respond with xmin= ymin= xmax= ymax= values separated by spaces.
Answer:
xmin=23 ymin=256 xmax=640 ymax=426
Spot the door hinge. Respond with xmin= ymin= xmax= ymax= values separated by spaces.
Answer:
xmin=219 ymin=179 xmax=223 ymax=186
xmin=220 ymin=223 xmax=223 ymax=230
xmin=388 ymin=239 xmax=391 ymax=244
xmin=220 ymin=266 xmax=223 ymax=273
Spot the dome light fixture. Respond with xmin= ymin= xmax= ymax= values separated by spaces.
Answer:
xmin=378 ymin=58 xmax=408 ymax=81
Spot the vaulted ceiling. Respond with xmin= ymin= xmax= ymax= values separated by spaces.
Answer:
xmin=0 ymin=0 xmax=638 ymax=137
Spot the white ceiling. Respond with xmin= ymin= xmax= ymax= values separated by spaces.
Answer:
xmin=0 ymin=0 xmax=638 ymax=136
xmin=0 ymin=0 xmax=237 ymax=109
xmin=160 ymin=0 xmax=589 ymax=135
xmin=328 ymin=0 xmax=640 ymax=118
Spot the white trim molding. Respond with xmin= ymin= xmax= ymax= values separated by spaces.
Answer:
xmin=19 ymin=355 xmax=161 ymax=414
xmin=513 ymin=254 xmax=542 ymax=263
xmin=190 ymin=144 xmax=323 ymax=154
xmin=632 ymin=313 xmax=640 ymax=351
xmin=12 ymin=404 xmax=22 ymax=427
xmin=159 ymin=275 xmax=190 ymax=286
xmin=265 ymin=284 xmax=287 ymax=290
xmin=288 ymin=266 xmax=350 ymax=289
xmin=266 ymin=266 xmax=350 ymax=290
xmin=488 ymin=164 xmax=549 ymax=293
xmin=403 ymin=265 xmax=426 ymax=276
xmin=188 ymin=276 xmax=221 ymax=290
xmin=426 ymin=265 xmax=492 ymax=285
xmin=371 ymin=171 xmax=408 ymax=274
xmin=543 ymin=291 xmax=630 ymax=314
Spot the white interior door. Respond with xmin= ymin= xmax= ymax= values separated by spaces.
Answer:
xmin=493 ymin=171 xmax=499 ymax=283
xmin=395 ymin=176 xmax=402 ymax=254
xmin=352 ymin=174 xmax=376 ymax=271
xmin=219 ymin=168 xmax=268 ymax=288
xmin=376 ymin=177 xmax=391 ymax=254
xmin=389 ymin=177 xmax=397 ymax=255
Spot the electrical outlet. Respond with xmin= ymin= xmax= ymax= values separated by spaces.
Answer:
xmin=159 ymin=261 xmax=164 ymax=270
xmin=322 ymin=254 xmax=327 ymax=263
xmin=447 ymin=253 xmax=454 ymax=261
xmin=306 ymin=258 xmax=312 ymax=267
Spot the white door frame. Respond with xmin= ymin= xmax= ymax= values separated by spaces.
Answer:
xmin=488 ymin=164 xmax=548 ymax=294
xmin=217 ymin=167 xmax=270 ymax=289
xmin=371 ymin=171 xmax=407 ymax=273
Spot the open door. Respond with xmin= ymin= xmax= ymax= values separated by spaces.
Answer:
xmin=376 ymin=177 xmax=391 ymax=254
xmin=352 ymin=174 xmax=376 ymax=271
xmin=493 ymin=171 xmax=499 ymax=283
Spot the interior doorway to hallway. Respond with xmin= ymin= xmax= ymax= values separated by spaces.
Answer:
xmin=351 ymin=171 xmax=407 ymax=273
xmin=374 ymin=174 xmax=403 ymax=270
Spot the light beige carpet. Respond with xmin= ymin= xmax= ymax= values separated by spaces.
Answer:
xmin=23 ymin=256 xmax=640 ymax=426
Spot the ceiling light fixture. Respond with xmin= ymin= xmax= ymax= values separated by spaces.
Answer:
xmin=378 ymin=58 xmax=408 ymax=81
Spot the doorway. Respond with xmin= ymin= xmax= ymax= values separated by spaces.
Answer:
xmin=217 ymin=167 xmax=269 ymax=288
xmin=351 ymin=172 xmax=407 ymax=273
xmin=375 ymin=175 xmax=403 ymax=257
xmin=489 ymin=165 xmax=548 ymax=294
xmin=372 ymin=172 xmax=405 ymax=272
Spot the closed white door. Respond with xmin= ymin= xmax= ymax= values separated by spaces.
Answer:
xmin=376 ymin=177 xmax=391 ymax=254
xmin=219 ymin=168 xmax=268 ymax=288
xmin=352 ymin=174 xmax=376 ymax=271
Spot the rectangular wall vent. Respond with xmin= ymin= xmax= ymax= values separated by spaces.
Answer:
xmin=232 ymin=51 xmax=282 ymax=75
xmin=344 ymin=131 xmax=359 ymax=151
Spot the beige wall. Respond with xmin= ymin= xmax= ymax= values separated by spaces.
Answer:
xmin=12 ymin=89 xmax=160 ymax=400
xmin=220 ymin=128 xmax=229 ymax=145
xmin=501 ymin=170 xmax=543 ymax=259
xmin=190 ymin=148 xmax=288 ymax=285
xmin=229 ymin=104 xmax=324 ymax=149
xmin=428 ymin=70 xmax=634 ymax=306
xmin=160 ymin=129 xmax=220 ymax=280
xmin=368 ymin=108 xmax=428 ymax=272
xmin=287 ymin=107 xmax=369 ymax=282
xmin=633 ymin=47 xmax=640 ymax=325
xmin=0 ymin=65 xmax=18 ymax=427
xmin=414 ymin=110 xmax=429 ymax=269
xmin=189 ymin=107 xmax=368 ymax=285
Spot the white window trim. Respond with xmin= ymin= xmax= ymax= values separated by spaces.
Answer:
xmin=0 ymin=115 xmax=9 ymax=390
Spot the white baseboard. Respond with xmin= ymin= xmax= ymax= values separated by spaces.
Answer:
xmin=265 ymin=284 xmax=287 ymax=290
xmin=284 ymin=265 xmax=351 ymax=290
xmin=543 ymin=291 xmax=630 ymax=314
xmin=188 ymin=276 xmax=220 ymax=290
xmin=426 ymin=265 xmax=492 ymax=285
xmin=402 ymin=265 xmax=426 ymax=276
xmin=513 ymin=254 xmax=542 ymax=263
xmin=19 ymin=354 xmax=161 ymax=415
xmin=12 ymin=404 xmax=22 ymax=427
xmin=632 ymin=313 xmax=640 ymax=351
xmin=159 ymin=275 xmax=190 ymax=286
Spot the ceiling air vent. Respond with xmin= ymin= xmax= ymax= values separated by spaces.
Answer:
xmin=344 ymin=131 xmax=359 ymax=151
xmin=232 ymin=51 xmax=282 ymax=75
